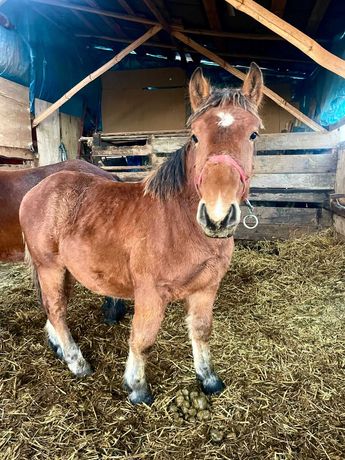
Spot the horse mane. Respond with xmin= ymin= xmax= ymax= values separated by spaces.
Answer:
xmin=144 ymin=142 xmax=190 ymax=200
xmin=144 ymin=87 xmax=261 ymax=200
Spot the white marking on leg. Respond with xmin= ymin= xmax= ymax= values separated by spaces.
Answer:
xmin=217 ymin=111 xmax=234 ymax=127
xmin=186 ymin=315 xmax=212 ymax=378
xmin=45 ymin=320 xmax=91 ymax=376
xmin=124 ymin=349 xmax=145 ymax=390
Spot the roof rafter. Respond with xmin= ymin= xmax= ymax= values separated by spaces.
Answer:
xmin=306 ymin=0 xmax=332 ymax=36
xmin=172 ymin=30 xmax=326 ymax=132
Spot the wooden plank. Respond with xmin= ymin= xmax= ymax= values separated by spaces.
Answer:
xmin=306 ymin=0 xmax=332 ymax=36
xmin=0 ymin=77 xmax=31 ymax=150
xmin=335 ymin=149 xmax=345 ymax=195
xmin=60 ymin=113 xmax=81 ymax=160
xmin=334 ymin=215 xmax=345 ymax=238
xmin=224 ymin=0 xmax=345 ymax=79
xmin=93 ymin=144 xmax=152 ymax=157
xmin=256 ymin=131 xmax=339 ymax=151
xmin=84 ymin=128 xmax=344 ymax=152
xmin=114 ymin=171 xmax=148 ymax=181
xmin=252 ymin=173 xmax=335 ymax=190
xmin=0 ymin=164 xmax=33 ymax=171
xmin=152 ymin=137 xmax=189 ymax=154
xmin=36 ymin=99 xmax=60 ymax=166
xmin=254 ymin=152 xmax=337 ymax=173
xmin=0 ymin=146 xmax=34 ymax=160
xmin=172 ymin=31 xmax=326 ymax=132
xmin=236 ymin=224 xmax=319 ymax=241
xmin=236 ymin=206 xmax=331 ymax=240
xmin=249 ymin=190 xmax=328 ymax=204
xmin=32 ymin=25 xmax=162 ymax=127
xmin=100 ymin=165 xmax=151 ymax=171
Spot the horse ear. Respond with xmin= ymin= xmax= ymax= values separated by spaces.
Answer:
xmin=242 ymin=62 xmax=264 ymax=107
xmin=189 ymin=67 xmax=211 ymax=112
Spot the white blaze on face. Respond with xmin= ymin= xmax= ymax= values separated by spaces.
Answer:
xmin=207 ymin=193 xmax=229 ymax=223
xmin=217 ymin=111 xmax=234 ymax=128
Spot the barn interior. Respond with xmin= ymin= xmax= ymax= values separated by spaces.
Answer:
xmin=1 ymin=1 xmax=345 ymax=459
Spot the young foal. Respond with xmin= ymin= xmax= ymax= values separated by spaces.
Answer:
xmin=20 ymin=64 xmax=263 ymax=404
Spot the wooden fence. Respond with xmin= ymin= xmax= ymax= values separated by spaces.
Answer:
xmin=86 ymin=125 xmax=345 ymax=240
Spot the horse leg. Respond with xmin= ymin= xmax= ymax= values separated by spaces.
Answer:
xmin=186 ymin=287 xmax=225 ymax=395
xmin=101 ymin=297 xmax=127 ymax=324
xmin=124 ymin=288 xmax=165 ymax=405
xmin=38 ymin=266 xmax=92 ymax=377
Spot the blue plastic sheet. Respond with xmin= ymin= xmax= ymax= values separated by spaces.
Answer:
xmin=0 ymin=0 xmax=102 ymax=128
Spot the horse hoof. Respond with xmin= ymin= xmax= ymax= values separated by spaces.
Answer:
xmin=102 ymin=297 xmax=127 ymax=324
xmin=48 ymin=338 xmax=64 ymax=360
xmin=198 ymin=374 xmax=226 ymax=395
xmin=128 ymin=390 xmax=154 ymax=406
xmin=69 ymin=360 xmax=93 ymax=378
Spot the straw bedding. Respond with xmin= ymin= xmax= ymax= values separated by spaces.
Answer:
xmin=1 ymin=230 xmax=345 ymax=459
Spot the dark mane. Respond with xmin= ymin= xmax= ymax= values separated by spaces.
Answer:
xmin=145 ymin=87 xmax=261 ymax=201
xmin=144 ymin=142 xmax=190 ymax=200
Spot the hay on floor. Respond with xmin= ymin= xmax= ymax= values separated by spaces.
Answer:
xmin=1 ymin=229 xmax=345 ymax=459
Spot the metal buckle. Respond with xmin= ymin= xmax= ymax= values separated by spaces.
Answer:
xmin=243 ymin=199 xmax=259 ymax=229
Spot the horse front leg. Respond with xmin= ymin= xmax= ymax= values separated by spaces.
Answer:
xmin=186 ymin=286 xmax=225 ymax=395
xmin=124 ymin=287 xmax=166 ymax=405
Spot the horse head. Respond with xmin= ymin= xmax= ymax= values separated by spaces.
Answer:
xmin=188 ymin=63 xmax=263 ymax=238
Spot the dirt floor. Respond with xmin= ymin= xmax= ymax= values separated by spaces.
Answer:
xmin=1 ymin=230 xmax=345 ymax=460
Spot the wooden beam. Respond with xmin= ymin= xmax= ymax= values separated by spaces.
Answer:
xmin=224 ymin=0 xmax=345 ymax=79
xmin=72 ymin=10 xmax=98 ymax=33
xmin=85 ymin=0 xmax=128 ymax=38
xmin=172 ymin=31 xmax=326 ymax=132
xmin=306 ymin=0 xmax=332 ymax=36
xmin=30 ymin=0 xmax=307 ymax=42
xmin=202 ymin=0 xmax=226 ymax=51
xmin=117 ymin=0 xmax=135 ymax=15
xmin=31 ymin=0 xmax=158 ymax=26
xmin=77 ymin=33 xmax=313 ymax=65
xmin=32 ymin=25 xmax=162 ymax=127
xmin=75 ymin=33 xmax=175 ymax=49
xmin=271 ymin=0 xmax=287 ymax=18
xmin=142 ymin=0 xmax=170 ymax=31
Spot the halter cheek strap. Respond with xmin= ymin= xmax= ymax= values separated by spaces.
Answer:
xmin=195 ymin=154 xmax=249 ymax=199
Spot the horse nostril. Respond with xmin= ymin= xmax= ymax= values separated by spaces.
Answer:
xmin=224 ymin=204 xmax=239 ymax=228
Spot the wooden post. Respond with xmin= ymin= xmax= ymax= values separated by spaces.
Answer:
xmin=224 ymin=0 xmax=345 ymax=79
xmin=32 ymin=25 xmax=162 ymax=128
xmin=172 ymin=31 xmax=326 ymax=133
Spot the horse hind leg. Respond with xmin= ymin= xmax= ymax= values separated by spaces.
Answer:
xmin=37 ymin=265 xmax=92 ymax=377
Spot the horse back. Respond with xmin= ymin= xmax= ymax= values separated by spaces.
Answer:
xmin=0 ymin=160 xmax=115 ymax=261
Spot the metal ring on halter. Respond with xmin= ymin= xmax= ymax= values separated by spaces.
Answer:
xmin=243 ymin=213 xmax=259 ymax=229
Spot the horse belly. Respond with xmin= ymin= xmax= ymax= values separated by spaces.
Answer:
xmin=61 ymin=243 xmax=134 ymax=299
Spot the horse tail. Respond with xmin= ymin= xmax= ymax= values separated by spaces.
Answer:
xmin=24 ymin=239 xmax=43 ymax=306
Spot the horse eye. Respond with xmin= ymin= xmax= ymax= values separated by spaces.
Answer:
xmin=250 ymin=132 xmax=258 ymax=141
xmin=192 ymin=134 xmax=198 ymax=143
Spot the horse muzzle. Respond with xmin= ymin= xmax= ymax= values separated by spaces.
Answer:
xmin=196 ymin=201 xmax=241 ymax=238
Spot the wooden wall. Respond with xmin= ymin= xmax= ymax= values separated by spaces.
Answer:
xmin=35 ymin=99 xmax=81 ymax=166
xmin=102 ymin=68 xmax=187 ymax=133
xmin=101 ymin=68 xmax=299 ymax=134
xmin=0 ymin=77 xmax=34 ymax=166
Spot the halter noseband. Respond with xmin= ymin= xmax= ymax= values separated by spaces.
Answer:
xmin=195 ymin=154 xmax=249 ymax=199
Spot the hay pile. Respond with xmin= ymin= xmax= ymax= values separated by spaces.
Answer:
xmin=1 ymin=230 xmax=345 ymax=460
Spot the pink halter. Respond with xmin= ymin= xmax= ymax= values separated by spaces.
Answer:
xmin=195 ymin=154 xmax=249 ymax=199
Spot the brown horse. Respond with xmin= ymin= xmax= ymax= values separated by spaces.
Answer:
xmin=0 ymin=159 xmax=126 ymax=322
xmin=20 ymin=64 xmax=263 ymax=404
